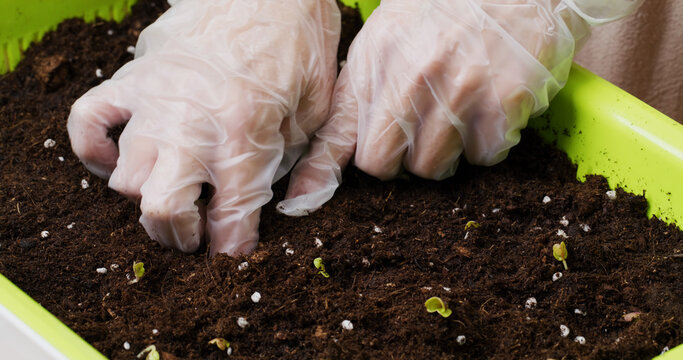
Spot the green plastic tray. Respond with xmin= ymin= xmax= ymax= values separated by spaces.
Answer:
xmin=0 ymin=0 xmax=680 ymax=358
xmin=0 ymin=0 xmax=136 ymax=74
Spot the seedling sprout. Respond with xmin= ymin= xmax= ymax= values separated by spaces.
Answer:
xmin=425 ymin=296 xmax=452 ymax=318
xmin=313 ymin=257 xmax=330 ymax=278
xmin=137 ymin=345 xmax=160 ymax=360
xmin=552 ymin=241 xmax=568 ymax=270
xmin=464 ymin=221 xmax=480 ymax=230
xmin=128 ymin=261 xmax=145 ymax=284
xmin=209 ymin=338 xmax=231 ymax=354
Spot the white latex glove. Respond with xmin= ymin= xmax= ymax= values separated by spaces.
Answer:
xmin=277 ymin=0 xmax=641 ymax=216
xmin=68 ymin=0 xmax=341 ymax=255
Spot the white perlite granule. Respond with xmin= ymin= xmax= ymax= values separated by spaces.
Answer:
xmin=456 ymin=335 xmax=466 ymax=345
xmin=542 ymin=196 xmax=551 ymax=204
xmin=237 ymin=317 xmax=249 ymax=328
xmin=43 ymin=139 xmax=56 ymax=148
xmin=81 ymin=179 xmax=89 ymax=189
xmin=341 ymin=320 xmax=353 ymax=330
xmin=560 ymin=325 xmax=570 ymax=337
xmin=560 ymin=216 xmax=569 ymax=226
xmin=251 ymin=291 xmax=261 ymax=303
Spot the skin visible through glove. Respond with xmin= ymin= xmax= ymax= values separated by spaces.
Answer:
xmin=67 ymin=0 xmax=343 ymax=255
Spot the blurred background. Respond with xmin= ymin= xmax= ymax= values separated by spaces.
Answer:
xmin=575 ymin=0 xmax=682 ymax=123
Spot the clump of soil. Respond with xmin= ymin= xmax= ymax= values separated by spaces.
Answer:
xmin=0 ymin=1 xmax=681 ymax=359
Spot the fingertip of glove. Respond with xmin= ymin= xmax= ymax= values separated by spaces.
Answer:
xmin=82 ymin=159 xmax=115 ymax=179
xmin=209 ymin=238 xmax=257 ymax=257
xmin=276 ymin=199 xmax=314 ymax=217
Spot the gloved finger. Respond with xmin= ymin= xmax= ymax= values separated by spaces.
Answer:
xmin=207 ymin=132 xmax=284 ymax=256
xmin=277 ymin=67 xmax=358 ymax=216
xmin=108 ymin=116 xmax=159 ymax=199
xmin=402 ymin=99 xmax=464 ymax=180
xmin=67 ymin=81 xmax=133 ymax=179
xmin=462 ymin=26 xmax=542 ymax=166
xmin=401 ymin=60 xmax=480 ymax=180
xmin=139 ymin=149 xmax=206 ymax=253
xmin=276 ymin=64 xmax=337 ymax=183
xmin=353 ymin=74 xmax=413 ymax=181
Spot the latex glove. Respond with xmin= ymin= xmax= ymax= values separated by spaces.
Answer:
xmin=277 ymin=0 xmax=641 ymax=216
xmin=67 ymin=0 xmax=341 ymax=255
xmin=565 ymin=0 xmax=644 ymax=24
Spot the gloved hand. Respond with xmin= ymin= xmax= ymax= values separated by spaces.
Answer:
xmin=277 ymin=0 xmax=642 ymax=216
xmin=68 ymin=0 xmax=341 ymax=255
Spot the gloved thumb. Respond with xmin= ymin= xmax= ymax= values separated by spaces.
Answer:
xmin=277 ymin=69 xmax=358 ymax=216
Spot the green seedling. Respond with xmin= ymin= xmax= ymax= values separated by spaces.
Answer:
xmin=464 ymin=221 xmax=480 ymax=230
xmin=313 ymin=257 xmax=330 ymax=278
xmin=553 ymin=241 xmax=568 ymax=270
xmin=128 ymin=261 xmax=146 ymax=284
xmin=425 ymin=296 xmax=452 ymax=318
xmin=137 ymin=345 xmax=160 ymax=360
xmin=209 ymin=338 xmax=231 ymax=355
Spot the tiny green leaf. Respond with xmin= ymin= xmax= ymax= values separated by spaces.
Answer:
xmin=464 ymin=221 xmax=480 ymax=230
xmin=313 ymin=257 xmax=330 ymax=278
xmin=137 ymin=345 xmax=159 ymax=360
xmin=209 ymin=338 xmax=230 ymax=351
xmin=425 ymin=296 xmax=452 ymax=318
xmin=128 ymin=261 xmax=146 ymax=284
xmin=133 ymin=261 xmax=145 ymax=279
xmin=552 ymin=241 xmax=569 ymax=270
xmin=147 ymin=349 xmax=160 ymax=360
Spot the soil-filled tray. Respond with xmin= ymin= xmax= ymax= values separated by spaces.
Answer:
xmin=0 ymin=1 xmax=680 ymax=359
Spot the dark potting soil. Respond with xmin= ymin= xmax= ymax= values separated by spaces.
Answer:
xmin=0 ymin=1 xmax=681 ymax=359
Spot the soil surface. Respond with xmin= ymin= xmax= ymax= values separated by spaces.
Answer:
xmin=1 ymin=1 xmax=681 ymax=359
